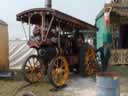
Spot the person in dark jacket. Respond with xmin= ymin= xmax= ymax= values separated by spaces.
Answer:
xmin=96 ymin=42 xmax=111 ymax=72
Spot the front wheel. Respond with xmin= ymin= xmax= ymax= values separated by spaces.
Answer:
xmin=48 ymin=56 xmax=69 ymax=88
xmin=22 ymin=55 xmax=45 ymax=83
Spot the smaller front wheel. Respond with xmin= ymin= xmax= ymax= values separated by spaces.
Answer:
xmin=22 ymin=55 xmax=45 ymax=83
xmin=48 ymin=56 xmax=69 ymax=88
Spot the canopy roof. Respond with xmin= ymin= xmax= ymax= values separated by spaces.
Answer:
xmin=17 ymin=8 xmax=97 ymax=31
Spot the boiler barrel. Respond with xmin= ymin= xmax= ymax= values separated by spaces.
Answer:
xmin=39 ymin=47 xmax=61 ymax=60
xmin=96 ymin=72 xmax=120 ymax=96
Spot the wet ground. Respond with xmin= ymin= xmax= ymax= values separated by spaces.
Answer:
xmin=0 ymin=75 xmax=96 ymax=96
xmin=0 ymin=66 xmax=128 ymax=96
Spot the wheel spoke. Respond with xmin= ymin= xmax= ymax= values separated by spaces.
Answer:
xmin=28 ymin=59 xmax=33 ymax=68
xmin=60 ymin=60 xmax=64 ymax=67
xmin=25 ymin=65 xmax=30 ymax=70
xmin=34 ymin=58 xmax=38 ymax=66
xmin=34 ymin=72 xmax=41 ymax=82
xmin=25 ymin=62 xmax=33 ymax=69
xmin=55 ymin=60 xmax=59 ymax=68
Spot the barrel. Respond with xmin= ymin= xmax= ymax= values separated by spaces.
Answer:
xmin=96 ymin=72 xmax=120 ymax=96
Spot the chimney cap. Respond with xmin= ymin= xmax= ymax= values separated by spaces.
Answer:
xmin=45 ymin=0 xmax=52 ymax=8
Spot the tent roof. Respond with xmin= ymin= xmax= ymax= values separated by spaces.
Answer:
xmin=0 ymin=20 xmax=7 ymax=26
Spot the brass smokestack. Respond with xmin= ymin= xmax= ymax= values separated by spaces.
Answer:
xmin=45 ymin=0 xmax=52 ymax=8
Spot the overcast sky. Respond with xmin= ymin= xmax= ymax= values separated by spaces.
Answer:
xmin=0 ymin=0 xmax=105 ymax=40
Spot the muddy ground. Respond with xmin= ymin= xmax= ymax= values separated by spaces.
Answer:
xmin=0 ymin=66 xmax=128 ymax=96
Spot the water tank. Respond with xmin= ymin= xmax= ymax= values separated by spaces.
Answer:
xmin=0 ymin=20 xmax=9 ymax=71
xmin=96 ymin=72 xmax=120 ymax=96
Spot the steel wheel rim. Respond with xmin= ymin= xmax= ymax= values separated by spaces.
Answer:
xmin=85 ymin=47 xmax=96 ymax=76
xmin=24 ymin=56 xmax=44 ymax=83
xmin=52 ymin=56 xmax=69 ymax=86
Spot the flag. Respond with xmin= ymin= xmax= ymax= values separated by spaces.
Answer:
xmin=104 ymin=11 xmax=110 ymax=26
xmin=104 ymin=7 xmax=112 ymax=26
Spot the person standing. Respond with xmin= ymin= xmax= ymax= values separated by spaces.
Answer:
xmin=114 ymin=30 xmax=120 ymax=48
xmin=96 ymin=42 xmax=111 ymax=72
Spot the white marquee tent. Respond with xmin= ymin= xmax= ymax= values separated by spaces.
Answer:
xmin=9 ymin=40 xmax=36 ymax=69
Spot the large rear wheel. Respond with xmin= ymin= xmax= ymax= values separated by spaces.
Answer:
xmin=22 ymin=55 xmax=45 ymax=83
xmin=80 ymin=46 xmax=96 ymax=77
xmin=48 ymin=56 xmax=69 ymax=88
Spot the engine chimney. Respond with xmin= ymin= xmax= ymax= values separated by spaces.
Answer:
xmin=45 ymin=0 xmax=52 ymax=8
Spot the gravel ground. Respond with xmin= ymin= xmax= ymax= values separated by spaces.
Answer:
xmin=17 ymin=76 xmax=128 ymax=96
xmin=15 ymin=75 xmax=96 ymax=96
xmin=64 ymin=75 xmax=96 ymax=96
xmin=0 ymin=74 xmax=97 ymax=96
xmin=0 ymin=67 xmax=128 ymax=96
xmin=0 ymin=76 xmax=127 ymax=96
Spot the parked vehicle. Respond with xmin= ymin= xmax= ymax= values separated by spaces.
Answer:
xmin=16 ymin=7 xmax=98 ymax=88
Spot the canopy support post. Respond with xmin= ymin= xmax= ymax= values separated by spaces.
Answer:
xmin=45 ymin=16 xmax=55 ymax=41
xmin=22 ymin=22 xmax=28 ymax=40
xmin=41 ymin=13 xmax=45 ymax=41
xmin=58 ymin=23 xmax=61 ymax=48
xmin=28 ymin=14 xmax=31 ymax=39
